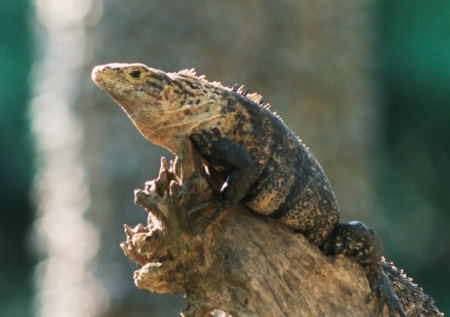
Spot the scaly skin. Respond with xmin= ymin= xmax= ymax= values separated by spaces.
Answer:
xmin=92 ymin=63 xmax=443 ymax=317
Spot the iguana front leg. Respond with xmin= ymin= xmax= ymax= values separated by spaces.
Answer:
xmin=189 ymin=129 xmax=258 ymax=205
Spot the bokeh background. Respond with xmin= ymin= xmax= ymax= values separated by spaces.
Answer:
xmin=1 ymin=0 xmax=449 ymax=316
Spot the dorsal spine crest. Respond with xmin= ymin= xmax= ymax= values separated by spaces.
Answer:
xmin=176 ymin=70 xmax=272 ymax=110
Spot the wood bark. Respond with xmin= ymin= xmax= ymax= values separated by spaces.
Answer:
xmin=121 ymin=141 xmax=378 ymax=317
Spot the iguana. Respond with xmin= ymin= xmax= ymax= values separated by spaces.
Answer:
xmin=92 ymin=63 xmax=443 ymax=317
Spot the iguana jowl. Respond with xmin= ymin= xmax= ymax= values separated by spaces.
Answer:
xmin=92 ymin=63 xmax=443 ymax=317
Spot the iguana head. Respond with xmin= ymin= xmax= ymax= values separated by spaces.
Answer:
xmin=92 ymin=63 xmax=201 ymax=117
xmin=92 ymin=63 xmax=220 ymax=152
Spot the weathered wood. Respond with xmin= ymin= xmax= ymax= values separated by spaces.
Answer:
xmin=120 ymin=141 xmax=377 ymax=317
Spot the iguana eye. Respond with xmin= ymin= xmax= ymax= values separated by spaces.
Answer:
xmin=129 ymin=69 xmax=141 ymax=78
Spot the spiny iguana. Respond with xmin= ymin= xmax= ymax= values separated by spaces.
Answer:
xmin=92 ymin=63 xmax=443 ymax=317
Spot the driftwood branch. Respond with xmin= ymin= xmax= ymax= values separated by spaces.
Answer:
xmin=120 ymin=141 xmax=379 ymax=317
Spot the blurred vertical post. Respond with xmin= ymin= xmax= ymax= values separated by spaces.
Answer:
xmin=30 ymin=0 xmax=179 ymax=316
xmin=30 ymin=0 xmax=377 ymax=317
xmin=30 ymin=1 xmax=108 ymax=316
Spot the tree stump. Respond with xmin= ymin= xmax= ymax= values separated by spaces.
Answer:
xmin=120 ymin=141 xmax=378 ymax=317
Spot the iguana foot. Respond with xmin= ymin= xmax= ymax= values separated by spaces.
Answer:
xmin=207 ymin=191 xmax=231 ymax=225
xmin=187 ymin=190 xmax=230 ymax=226
xmin=367 ymin=270 xmax=407 ymax=317
xmin=322 ymin=221 xmax=407 ymax=317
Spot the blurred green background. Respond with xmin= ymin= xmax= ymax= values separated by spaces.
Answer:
xmin=0 ymin=0 xmax=34 ymax=315
xmin=0 ymin=0 xmax=448 ymax=316
xmin=377 ymin=0 xmax=450 ymax=311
